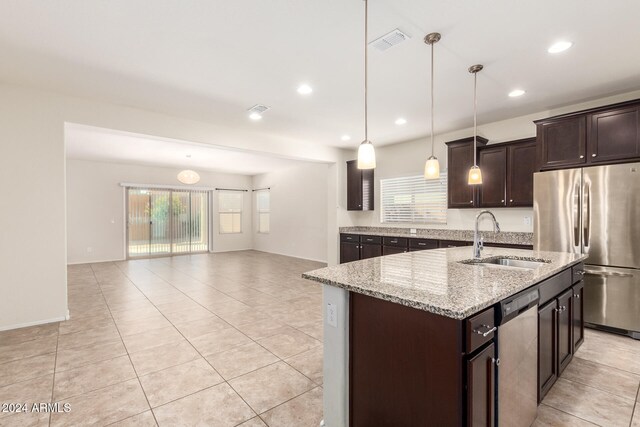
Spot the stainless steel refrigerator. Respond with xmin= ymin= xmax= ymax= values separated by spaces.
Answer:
xmin=533 ymin=162 xmax=640 ymax=339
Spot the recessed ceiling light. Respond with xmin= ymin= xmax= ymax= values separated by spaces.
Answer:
xmin=395 ymin=118 xmax=407 ymax=125
xmin=341 ymin=134 xmax=351 ymax=141
xmin=508 ymin=89 xmax=526 ymax=97
xmin=249 ymin=112 xmax=262 ymax=121
xmin=548 ymin=41 xmax=573 ymax=54
xmin=297 ymin=84 xmax=313 ymax=95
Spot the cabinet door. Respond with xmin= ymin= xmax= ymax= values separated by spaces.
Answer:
xmin=538 ymin=117 xmax=586 ymax=170
xmin=538 ymin=300 xmax=558 ymax=402
xmin=507 ymin=140 xmax=536 ymax=206
xmin=346 ymin=160 xmax=363 ymax=211
xmin=467 ymin=342 xmax=496 ymax=427
xmin=340 ymin=242 xmax=360 ymax=264
xmin=572 ymin=281 xmax=585 ymax=352
xmin=557 ymin=289 xmax=573 ymax=375
xmin=360 ymin=243 xmax=382 ymax=260
xmin=588 ymin=106 xmax=640 ymax=163
xmin=478 ymin=146 xmax=507 ymax=207
xmin=382 ymin=246 xmax=406 ymax=256
xmin=448 ymin=143 xmax=477 ymax=208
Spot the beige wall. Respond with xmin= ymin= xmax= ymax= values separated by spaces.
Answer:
xmin=66 ymin=159 xmax=254 ymax=264
xmin=338 ymin=89 xmax=640 ymax=237
xmin=252 ymin=163 xmax=329 ymax=263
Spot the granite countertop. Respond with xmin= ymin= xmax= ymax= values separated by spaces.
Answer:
xmin=339 ymin=226 xmax=533 ymax=246
xmin=303 ymin=247 xmax=586 ymax=320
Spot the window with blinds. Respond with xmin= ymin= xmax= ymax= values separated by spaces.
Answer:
xmin=218 ymin=191 xmax=243 ymax=233
xmin=256 ymin=190 xmax=270 ymax=234
xmin=380 ymin=173 xmax=447 ymax=224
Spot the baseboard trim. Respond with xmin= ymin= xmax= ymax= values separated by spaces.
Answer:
xmin=67 ymin=258 xmax=125 ymax=265
xmin=0 ymin=315 xmax=68 ymax=332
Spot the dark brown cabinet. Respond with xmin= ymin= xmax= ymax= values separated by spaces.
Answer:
xmin=467 ymin=342 xmax=496 ymax=427
xmin=535 ymin=99 xmax=640 ymax=170
xmin=478 ymin=146 xmax=507 ymax=207
xmin=382 ymin=246 xmax=406 ymax=255
xmin=409 ymin=238 xmax=438 ymax=251
xmin=446 ymin=137 xmax=487 ymax=208
xmin=538 ymin=300 xmax=557 ymax=401
xmin=572 ymin=281 xmax=585 ymax=352
xmin=346 ymin=160 xmax=374 ymax=211
xmin=506 ymin=139 xmax=537 ymax=206
xmin=588 ymin=106 xmax=640 ymax=163
xmin=557 ymin=289 xmax=573 ymax=374
xmin=340 ymin=242 xmax=360 ymax=264
xmin=537 ymin=116 xmax=586 ymax=170
xmin=360 ymin=243 xmax=382 ymax=260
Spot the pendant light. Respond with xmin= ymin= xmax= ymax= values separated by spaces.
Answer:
xmin=357 ymin=0 xmax=376 ymax=169
xmin=424 ymin=32 xmax=441 ymax=179
xmin=467 ymin=64 xmax=484 ymax=185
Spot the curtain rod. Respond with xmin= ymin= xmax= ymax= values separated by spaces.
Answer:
xmin=119 ymin=182 xmax=215 ymax=191
xmin=252 ymin=187 xmax=271 ymax=192
xmin=215 ymin=188 xmax=248 ymax=192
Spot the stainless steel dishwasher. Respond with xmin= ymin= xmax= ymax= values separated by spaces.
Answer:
xmin=496 ymin=288 xmax=539 ymax=427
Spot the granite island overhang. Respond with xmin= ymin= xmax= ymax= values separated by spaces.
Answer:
xmin=303 ymin=247 xmax=587 ymax=427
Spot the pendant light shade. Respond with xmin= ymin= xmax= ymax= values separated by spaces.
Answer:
xmin=358 ymin=140 xmax=376 ymax=169
xmin=177 ymin=170 xmax=200 ymax=185
xmin=467 ymin=64 xmax=484 ymax=185
xmin=424 ymin=32 xmax=441 ymax=179
xmin=357 ymin=0 xmax=376 ymax=170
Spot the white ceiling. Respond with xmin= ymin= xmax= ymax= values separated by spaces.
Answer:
xmin=65 ymin=124 xmax=310 ymax=175
xmin=2 ymin=1 xmax=640 ymax=149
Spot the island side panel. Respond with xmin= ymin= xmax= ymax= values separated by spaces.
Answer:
xmin=349 ymin=293 xmax=464 ymax=427
xmin=323 ymin=284 xmax=350 ymax=427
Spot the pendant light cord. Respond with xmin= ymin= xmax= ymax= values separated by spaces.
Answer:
xmin=473 ymin=71 xmax=477 ymax=166
xmin=430 ymin=40 xmax=434 ymax=158
xmin=364 ymin=0 xmax=368 ymax=142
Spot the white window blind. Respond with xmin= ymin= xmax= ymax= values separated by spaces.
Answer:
xmin=218 ymin=191 xmax=243 ymax=233
xmin=256 ymin=190 xmax=270 ymax=234
xmin=380 ymin=173 xmax=447 ymax=224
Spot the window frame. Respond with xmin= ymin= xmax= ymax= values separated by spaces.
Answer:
xmin=256 ymin=189 xmax=270 ymax=234
xmin=379 ymin=172 xmax=448 ymax=225
xmin=218 ymin=191 xmax=243 ymax=234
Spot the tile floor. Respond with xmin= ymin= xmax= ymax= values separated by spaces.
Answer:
xmin=0 ymin=250 xmax=639 ymax=426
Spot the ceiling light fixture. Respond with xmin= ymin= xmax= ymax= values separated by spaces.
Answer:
xmin=548 ymin=41 xmax=573 ymax=53
xmin=341 ymin=134 xmax=351 ymax=141
xmin=424 ymin=32 xmax=441 ymax=180
xmin=395 ymin=118 xmax=407 ymax=125
xmin=468 ymin=64 xmax=484 ymax=185
xmin=357 ymin=0 xmax=376 ymax=170
xmin=508 ymin=89 xmax=526 ymax=97
xmin=249 ymin=112 xmax=262 ymax=121
xmin=177 ymin=170 xmax=200 ymax=185
xmin=297 ymin=84 xmax=313 ymax=95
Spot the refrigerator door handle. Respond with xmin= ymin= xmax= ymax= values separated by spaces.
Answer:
xmin=572 ymin=178 xmax=581 ymax=252
xmin=583 ymin=179 xmax=591 ymax=251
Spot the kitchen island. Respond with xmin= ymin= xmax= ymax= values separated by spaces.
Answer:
xmin=303 ymin=246 xmax=587 ymax=427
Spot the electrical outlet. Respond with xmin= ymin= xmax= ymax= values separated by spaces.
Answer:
xmin=327 ymin=303 xmax=337 ymax=328
xmin=410 ymin=228 xmax=417 ymax=234
xmin=523 ymin=216 xmax=532 ymax=226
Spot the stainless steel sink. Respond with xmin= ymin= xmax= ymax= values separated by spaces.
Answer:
xmin=461 ymin=257 xmax=550 ymax=270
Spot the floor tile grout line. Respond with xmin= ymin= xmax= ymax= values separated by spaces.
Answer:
xmin=538 ymin=403 xmax=600 ymax=426
xmin=255 ymin=384 xmax=323 ymax=424
xmin=629 ymin=383 xmax=640 ymax=427
xmin=47 ymin=322 xmax=60 ymax=427
xmin=89 ymin=263 xmax=161 ymax=427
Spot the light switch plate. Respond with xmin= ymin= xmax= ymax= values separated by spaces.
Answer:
xmin=523 ymin=216 xmax=532 ymax=226
xmin=327 ymin=303 xmax=337 ymax=327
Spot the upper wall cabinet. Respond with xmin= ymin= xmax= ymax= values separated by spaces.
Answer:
xmin=536 ymin=99 xmax=640 ymax=170
xmin=478 ymin=138 xmax=537 ymax=208
xmin=346 ymin=160 xmax=374 ymax=211
xmin=446 ymin=136 xmax=488 ymax=209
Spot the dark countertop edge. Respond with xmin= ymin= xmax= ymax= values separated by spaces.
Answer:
xmin=302 ymin=256 xmax=586 ymax=320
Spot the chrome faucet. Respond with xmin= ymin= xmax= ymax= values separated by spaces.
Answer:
xmin=473 ymin=210 xmax=501 ymax=259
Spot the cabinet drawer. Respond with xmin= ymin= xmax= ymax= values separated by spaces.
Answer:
xmin=409 ymin=238 xmax=438 ymax=250
xmin=360 ymin=235 xmax=382 ymax=245
xmin=466 ymin=307 xmax=496 ymax=354
xmin=572 ymin=263 xmax=585 ymax=284
xmin=439 ymin=240 xmax=471 ymax=248
xmin=538 ymin=268 xmax=572 ymax=306
xmin=341 ymin=234 xmax=360 ymax=243
xmin=382 ymin=237 xmax=408 ymax=247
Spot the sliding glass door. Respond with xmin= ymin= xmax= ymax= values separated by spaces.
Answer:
xmin=127 ymin=188 xmax=209 ymax=258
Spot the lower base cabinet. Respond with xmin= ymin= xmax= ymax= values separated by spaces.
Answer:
xmin=467 ymin=342 xmax=496 ymax=427
xmin=382 ymin=246 xmax=406 ymax=255
xmin=339 ymin=242 xmax=360 ymax=264
xmin=360 ymin=243 xmax=382 ymax=259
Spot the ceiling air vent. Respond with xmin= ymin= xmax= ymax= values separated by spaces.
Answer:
xmin=369 ymin=29 xmax=411 ymax=51
xmin=247 ymin=104 xmax=270 ymax=115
